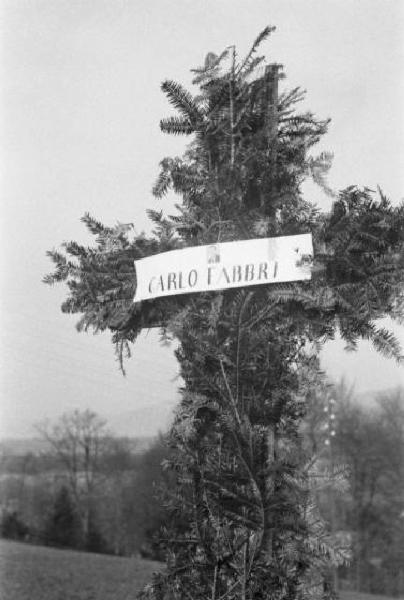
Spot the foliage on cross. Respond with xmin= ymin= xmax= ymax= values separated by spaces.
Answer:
xmin=45 ymin=26 xmax=404 ymax=599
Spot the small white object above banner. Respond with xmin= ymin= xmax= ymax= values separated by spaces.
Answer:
xmin=133 ymin=233 xmax=313 ymax=303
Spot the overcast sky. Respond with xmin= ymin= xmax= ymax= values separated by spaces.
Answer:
xmin=1 ymin=0 xmax=404 ymax=438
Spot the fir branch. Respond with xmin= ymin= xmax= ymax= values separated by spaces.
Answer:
xmin=237 ymin=26 xmax=276 ymax=77
xmin=160 ymin=116 xmax=195 ymax=135
xmin=161 ymin=80 xmax=205 ymax=125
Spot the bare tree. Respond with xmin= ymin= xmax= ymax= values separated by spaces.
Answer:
xmin=36 ymin=409 xmax=111 ymax=545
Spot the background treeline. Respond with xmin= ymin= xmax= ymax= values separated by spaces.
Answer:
xmin=1 ymin=388 xmax=403 ymax=596
xmin=305 ymin=384 xmax=404 ymax=597
xmin=0 ymin=419 xmax=168 ymax=559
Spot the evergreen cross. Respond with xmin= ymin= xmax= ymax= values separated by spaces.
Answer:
xmin=45 ymin=27 xmax=404 ymax=600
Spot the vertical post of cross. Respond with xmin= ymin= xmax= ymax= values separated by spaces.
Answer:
xmin=262 ymin=63 xmax=280 ymax=561
xmin=263 ymin=63 xmax=280 ymax=559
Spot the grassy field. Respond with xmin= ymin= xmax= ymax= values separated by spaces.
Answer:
xmin=0 ymin=540 xmax=161 ymax=600
xmin=0 ymin=539 xmax=400 ymax=600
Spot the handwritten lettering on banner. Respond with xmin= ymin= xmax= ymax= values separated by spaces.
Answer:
xmin=133 ymin=234 xmax=313 ymax=303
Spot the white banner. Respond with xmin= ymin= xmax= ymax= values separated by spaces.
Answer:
xmin=133 ymin=234 xmax=313 ymax=303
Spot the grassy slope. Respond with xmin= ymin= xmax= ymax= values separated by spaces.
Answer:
xmin=0 ymin=540 xmax=400 ymax=600
xmin=0 ymin=540 xmax=161 ymax=600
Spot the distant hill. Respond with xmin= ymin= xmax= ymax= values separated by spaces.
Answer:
xmin=0 ymin=435 xmax=155 ymax=457
xmin=0 ymin=401 xmax=176 ymax=456
xmin=0 ymin=437 xmax=52 ymax=456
